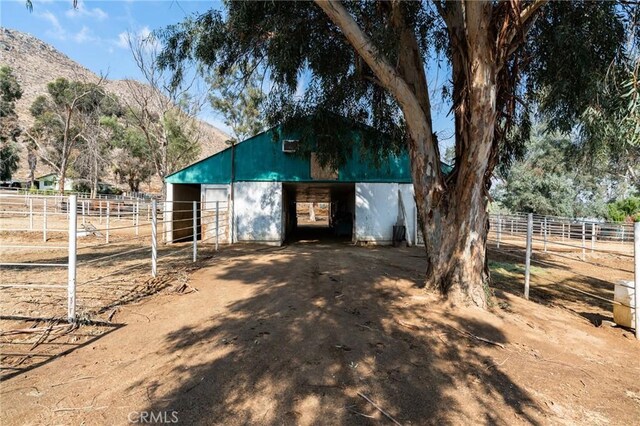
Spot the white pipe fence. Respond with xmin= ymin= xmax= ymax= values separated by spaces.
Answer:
xmin=0 ymin=196 xmax=227 ymax=323
xmin=488 ymin=212 xmax=637 ymax=339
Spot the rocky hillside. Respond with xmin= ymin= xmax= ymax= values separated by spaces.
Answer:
xmin=0 ymin=27 xmax=229 ymax=188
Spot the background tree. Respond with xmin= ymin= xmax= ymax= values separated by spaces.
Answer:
xmin=123 ymin=31 xmax=202 ymax=195
xmin=206 ymin=62 xmax=265 ymax=144
xmin=0 ymin=66 xmax=22 ymax=181
xmin=27 ymin=148 xmax=37 ymax=189
xmin=158 ymin=1 xmax=634 ymax=306
xmin=74 ymin=93 xmax=123 ymax=197
xmin=494 ymin=131 xmax=613 ymax=218
xmin=25 ymin=77 xmax=108 ymax=193
xmin=101 ymin=115 xmax=154 ymax=192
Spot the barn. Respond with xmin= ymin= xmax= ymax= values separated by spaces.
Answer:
xmin=164 ymin=117 xmax=450 ymax=246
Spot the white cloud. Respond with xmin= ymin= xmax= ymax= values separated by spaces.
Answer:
xmin=73 ymin=26 xmax=94 ymax=44
xmin=38 ymin=10 xmax=66 ymax=40
xmin=114 ymin=26 xmax=158 ymax=51
xmin=65 ymin=0 xmax=108 ymax=21
xmin=116 ymin=31 xmax=129 ymax=49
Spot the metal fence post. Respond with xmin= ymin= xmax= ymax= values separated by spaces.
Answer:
xmin=163 ymin=201 xmax=167 ymax=243
xmin=634 ymin=222 xmax=639 ymax=340
xmin=524 ymin=213 xmax=533 ymax=300
xmin=581 ymin=222 xmax=586 ymax=261
xmin=29 ymin=197 xmax=33 ymax=231
xmin=43 ymin=198 xmax=47 ymax=242
xmin=68 ymin=195 xmax=77 ymax=322
xmin=151 ymin=199 xmax=157 ymax=277
xmin=591 ymin=223 xmax=596 ymax=253
xmin=562 ymin=223 xmax=565 ymax=242
xmin=497 ymin=214 xmax=501 ymax=248
xmin=215 ymin=201 xmax=220 ymax=251
xmin=82 ymin=201 xmax=86 ymax=225
xmin=135 ymin=201 xmax=140 ymax=236
xmin=193 ymin=201 xmax=198 ymax=262
xmin=543 ymin=217 xmax=548 ymax=253
xmin=106 ymin=201 xmax=110 ymax=243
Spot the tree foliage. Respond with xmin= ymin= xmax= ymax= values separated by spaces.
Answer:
xmin=26 ymin=77 xmax=111 ymax=192
xmin=157 ymin=0 xmax=634 ymax=305
xmin=494 ymin=131 xmax=613 ymax=218
xmin=206 ymin=62 xmax=265 ymax=144
xmin=0 ymin=66 xmax=22 ymax=180
xmin=100 ymin=115 xmax=154 ymax=192
xmin=607 ymin=196 xmax=640 ymax=222
xmin=158 ymin=1 xmax=632 ymax=170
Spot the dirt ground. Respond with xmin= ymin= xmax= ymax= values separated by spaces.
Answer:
xmin=0 ymin=221 xmax=217 ymax=377
xmin=1 ymin=242 xmax=639 ymax=425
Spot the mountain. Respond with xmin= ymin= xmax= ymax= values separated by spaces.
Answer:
xmin=0 ymin=27 xmax=229 ymax=189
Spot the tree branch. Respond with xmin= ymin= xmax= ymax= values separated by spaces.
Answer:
xmin=23 ymin=129 xmax=61 ymax=174
xmin=520 ymin=0 xmax=549 ymax=25
xmin=313 ymin=0 xmax=433 ymax=147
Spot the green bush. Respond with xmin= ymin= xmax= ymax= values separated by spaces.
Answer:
xmin=606 ymin=196 xmax=640 ymax=222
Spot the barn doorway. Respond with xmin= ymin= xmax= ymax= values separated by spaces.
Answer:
xmin=169 ymin=183 xmax=201 ymax=242
xmin=283 ymin=182 xmax=355 ymax=243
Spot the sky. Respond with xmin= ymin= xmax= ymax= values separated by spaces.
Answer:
xmin=1 ymin=0 xmax=454 ymax=146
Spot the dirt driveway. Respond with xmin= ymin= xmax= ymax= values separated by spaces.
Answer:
xmin=2 ymin=243 xmax=639 ymax=425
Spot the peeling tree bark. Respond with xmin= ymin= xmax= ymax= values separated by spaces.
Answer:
xmin=315 ymin=0 xmax=547 ymax=307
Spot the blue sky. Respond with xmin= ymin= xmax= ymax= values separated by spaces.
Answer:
xmin=2 ymin=0 xmax=223 ymax=80
xmin=2 ymin=0 xmax=454 ymax=146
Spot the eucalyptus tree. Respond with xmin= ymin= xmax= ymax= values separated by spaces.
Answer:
xmin=158 ymin=1 xmax=635 ymax=306
xmin=123 ymin=32 xmax=203 ymax=195
xmin=206 ymin=62 xmax=265 ymax=145
xmin=100 ymin=115 xmax=154 ymax=193
xmin=0 ymin=66 xmax=22 ymax=181
xmin=25 ymin=78 xmax=109 ymax=193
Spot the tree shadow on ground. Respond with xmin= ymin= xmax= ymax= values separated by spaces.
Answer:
xmin=487 ymin=241 xmax=626 ymax=320
xmin=128 ymin=245 xmax=543 ymax=425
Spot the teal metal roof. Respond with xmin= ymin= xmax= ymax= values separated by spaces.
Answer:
xmin=166 ymin=122 xmax=451 ymax=185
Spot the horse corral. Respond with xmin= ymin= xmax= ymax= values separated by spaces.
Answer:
xmin=0 ymin=193 xmax=227 ymax=378
xmin=1 ymin=193 xmax=639 ymax=424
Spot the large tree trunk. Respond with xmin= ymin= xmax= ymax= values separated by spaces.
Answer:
xmin=316 ymin=0 xmax=500 ymax=307
xmin=417 ymin=3 xmax=497 ymax=307
xmin=58 ymin=155 xmax=69 ymax=194
xmin=91 ymin=154 xmax=99 ymax=198
xmin=392 ymin=2 xmax=493 ymax=306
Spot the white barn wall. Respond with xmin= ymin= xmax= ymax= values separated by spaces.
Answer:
xmin=234 ymin=181 xmax=283 ymax=245
xmin=399 ymin=183 xmax=416 ymax=245
xmin=165 ymin=182 xmax=174 ymax=242
xmin=355 ymin=182 xmax=416 ymax=245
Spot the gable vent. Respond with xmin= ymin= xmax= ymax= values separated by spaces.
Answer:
xmin=282 ymin=139 xmax=299 ymax=153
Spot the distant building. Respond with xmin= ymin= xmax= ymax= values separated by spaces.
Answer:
xmin=165 ymin=116 xmax=450 ymax=246
xmin=36 ymin=173 xmax=74 ymax=191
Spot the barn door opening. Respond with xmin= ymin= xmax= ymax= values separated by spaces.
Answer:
xmin=283 ymin=182 xmax=355 ymax=243
xmin=170 ymin=183 xmax=201 ymax=242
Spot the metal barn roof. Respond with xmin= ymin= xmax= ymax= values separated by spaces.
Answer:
xmin=166 ymin=119 xmax=451 ymax=185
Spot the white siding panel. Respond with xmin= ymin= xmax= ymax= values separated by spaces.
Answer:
xmin=355 ymin=182 xmax=398 ymax=244
xmin=399 ymin=184 xmax=416 ymax=245
xmin=234 ymin=181 xmax=283 ymax=244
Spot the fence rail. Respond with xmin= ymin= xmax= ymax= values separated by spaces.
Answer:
xmin=0 ymin=194 xmax=228 ymax=323
xmin=488 ymin=212 xmax=638 ymax=340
